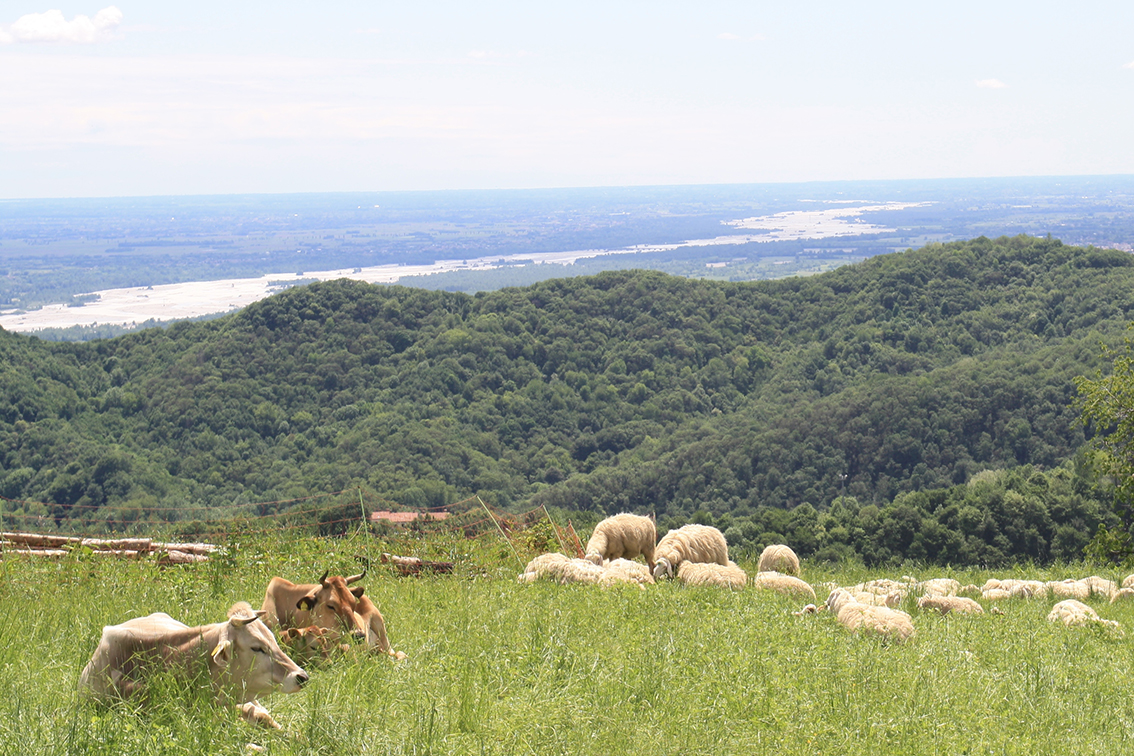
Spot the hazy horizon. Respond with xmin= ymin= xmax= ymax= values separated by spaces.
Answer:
xmin=3 ymin=3 xmax=1133 ymax=199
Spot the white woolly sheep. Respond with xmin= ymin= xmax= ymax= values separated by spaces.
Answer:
xmin=917 ymin=595 xmax=984 ymax=616
xmin=982 ymin=588 xmax=1011 ymax=601
xmin=677 ymin=561 xmax=748 ymax=590
xmin=652 ymin=524 xmax=729 ymax=580
xmin=757 ymin=544 xmax=800 ymax=576
xmin=1047 ymin=580 xmax=1090 ymax=601
xmin=850 ymin=578 xmax=913 ymax=600
xmin=845 ymin=590 xmax=902 ymax=608
xmin=518 ymin=553 xmax=605 ymax=585
xmin=753 ymin=571 xmax=814 ymax=599
xmin=1047 ymin=599 xmax=1121 ymax=631
xmin=1079 ymin=576 xmax=1117 ymax=600
xmin=1123 ymin=574 xmax=1134 ymax=590
xmin=1110 ymin=587 xmax=1134 ymax=604
xmin=585 ymin=513 xmax=657 ymax=569
xmin=958 ymin=584 xmax=982 ymax=597
xmin=600 ymin=558 xmax=656 ymax=589
xmin=824 ymin=588 xmax=916 ymax=642
xmin=919 ymin=578 xmax=961 ymax=597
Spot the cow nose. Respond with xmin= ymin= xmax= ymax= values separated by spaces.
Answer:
xmin=295 ymin=671 xmax=310 ymax=688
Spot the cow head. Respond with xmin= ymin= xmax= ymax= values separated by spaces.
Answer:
xmin=296 ymin=571 xmax=368 ymax=638
xmin=212 ymin=602 xmax=309 ymax=700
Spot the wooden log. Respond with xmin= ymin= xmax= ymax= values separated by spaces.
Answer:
xmin=80 ymin=537 xmax=152 ymax=552
xmin=5 ymin=548 xmax=69 ymax=557
xmin=153 ymin=542 xmax=220 ymax=555
xmin=157 ymin=549 xmax=209 ymax=565
xmin=1 ymin=532 xmax=76 ymax=548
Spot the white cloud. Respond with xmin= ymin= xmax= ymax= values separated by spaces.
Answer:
xmin=1124 ymin=61 xmax=1134 ymax=69
xmin=976 ymin=78 xmax=1007 ymax=89
xmin=717 ymin=32 xmax=740 ymax=40
xmin=1 ymin=6 xmax=122 ymax=44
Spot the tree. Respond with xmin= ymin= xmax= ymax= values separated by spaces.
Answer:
xmin=1076 ymin=325 xmax=1134 ymax=555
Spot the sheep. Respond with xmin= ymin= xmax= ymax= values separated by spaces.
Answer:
xmin=824 ymin=588 xmax=916 ymax=642
xmin=652 ymin=524 xmax=729 ymax=580
xmin=1080 ymin=576 xmax=1118 ymax=600
xmin=1047 ymin=599 xmax=1121 ymax=631
xmin=1111 ymin=587 xmax=1134 ymax=604
xmin=1047 ymin=580 xmax=1090 ymax=601
xmin=958 ymin=584 xmax=982 ymax=597
xmin=849 ymin=578 xmax=913 ymax=599
xmin=917 ymin=595 xmax=984 ymax=616
xmin=919 ymin=578 xmax=961 ymax=597
xmin=600 ymin=558 xmax=656 ymax=589
xmin=584 ymin=513 xmax=657 ymax=569
xmin=982 ymin=588 xmax=1012 ymax=601
xmin=757 ymin=544 xmax=800 ymax=576
xmin=847 ymin=590 xmax=902 ymax=608
xmin=677 ymin=561 xmax=748 ymax=590
xmin=1123 ymin=574 xmax=1134 ymax=590
xmin=518 ymin=553 xmax=604 ymax=585
xmin=753 ymin=571 xmax=814 ymax=599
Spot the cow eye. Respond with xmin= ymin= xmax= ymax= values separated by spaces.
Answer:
xmin=252 ymin=646 xmax=267 ymax=654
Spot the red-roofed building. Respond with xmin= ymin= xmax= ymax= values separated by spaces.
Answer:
xmin=370 ymin=510 xmax=449 ymax=525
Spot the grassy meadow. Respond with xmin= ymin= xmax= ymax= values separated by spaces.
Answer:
xmin=4 ymin=533 xmax=1134 ymax=755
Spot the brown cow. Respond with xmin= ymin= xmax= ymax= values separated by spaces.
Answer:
xmin=79 ymin=602 xmax=308 ymax=728
xmin=262 ymin=570 xmax=406 ymax=660
xmin=260 ymin=570 xmax=366 ymax=638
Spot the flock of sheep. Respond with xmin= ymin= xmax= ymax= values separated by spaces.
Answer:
xmin=519 ymin=513 xmax=1133 ymax=642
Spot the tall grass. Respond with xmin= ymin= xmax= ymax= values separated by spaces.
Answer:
xmin=3 ymin=537 xmax=1134 ymax=754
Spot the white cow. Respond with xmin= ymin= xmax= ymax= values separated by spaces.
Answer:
xmin=79 ymin=602 xmax=309 ymax=728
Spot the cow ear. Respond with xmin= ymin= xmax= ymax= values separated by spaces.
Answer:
xmin=351 ymin=587 xmax=365 ymax=599
xmin=297 ymin=595 xmax=317 ymax=612
xmin=211 ymin=639 xmax=232 ymax=665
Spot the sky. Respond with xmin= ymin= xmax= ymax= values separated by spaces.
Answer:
xmin=1 ymin=2 xmax=1133 ymax=199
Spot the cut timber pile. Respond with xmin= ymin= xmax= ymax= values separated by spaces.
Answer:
xmin=0 ymin=531 xmax=220 ymax=564
xmin=380 ymin=552 xmax=454 ymax=576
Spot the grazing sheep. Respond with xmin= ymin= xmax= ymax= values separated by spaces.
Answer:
xmin=677 ymin=561 xmax=748 ymax=590
xmin=600 ymin=558 xmax=656 ymax=589
xmin=917 ymin=595 xmax=984 ymax=616
xmin=982 ymin=578 xmax=1002 ymax=592
xmin=753 ymin=571 xmax=814 ymax=599
xmin=958 ymin=584 xmax=982 ymax=597
xmin=825 ymin=588 xmax=916 ymax=642
xmin=850 ymin=578 xmax=913 ymax=600
xmin=1123 ymin=574 xmax=1134 ymax=590
xmin=652 ymin=524 xmax=729 ymax=580
xmin=1111 ymin=587 xmax=1134 ymax=604
xmin=1080 ymin=576 xmax=1118 ymax=600
xmin=584 ymin=513 xmax=657 ymax=569
xmin=519 ymin=553 xmax=655 ymax=588
xmin=1047 ymin=580 xmax=1090 ymax=601
xmin=757 ymin=544 xmax=801 ymax=576
xmin=919 ymin=578 xmax=961 ymax=597
xmin=847 ymin=590 xmax=902 ymax=608
xmin=518 ymin=553 xmax=604 ymax=585
xmin=982 ymin=588 xmax=1012 ymax=601
xmin=1047 ymin=599 xmax=1121 ymax=631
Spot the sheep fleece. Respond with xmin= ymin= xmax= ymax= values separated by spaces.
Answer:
xmin=585 ymin=514 xmax=656 ymax=566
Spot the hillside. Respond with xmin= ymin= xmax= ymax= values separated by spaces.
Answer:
xmin=1 ymin=235 xmax=1133 ymax=562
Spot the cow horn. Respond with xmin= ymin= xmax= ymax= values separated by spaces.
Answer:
xmin=346 ymin=568 xmax=367 ymax=585
xmin=319 ymin=570 xmax=329 ymax=587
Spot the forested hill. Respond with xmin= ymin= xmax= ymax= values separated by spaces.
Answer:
xmin=2 ymin=235 xmax=1133 ymax=555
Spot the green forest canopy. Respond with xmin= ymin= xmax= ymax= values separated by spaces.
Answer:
xmin=2 ymin=234 xmax=1133 ymax=565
